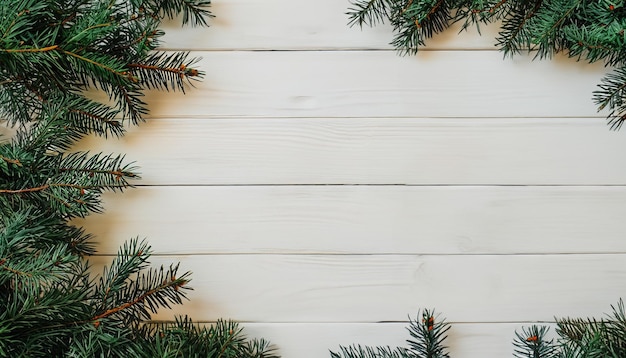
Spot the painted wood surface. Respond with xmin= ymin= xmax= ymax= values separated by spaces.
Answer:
xmin=63 ymin=0 xmax=626 ymax=356
xmin=76 ymin=117 xmax=625 ymax=185
xmin=77 ymin=185 xmax=626 ymax=255
xmin=159 ymin=0 xmax=502 ymax=51
xmin=122 ymin=50 xmax=605 ymax=119
xmin=88 ymin=254 xmax=626 ymax=324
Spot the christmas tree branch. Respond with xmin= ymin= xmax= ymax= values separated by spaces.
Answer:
xmin=0 ymin=258 xmax=32 ymax=277
xmin=0 ymin=155 xmax=21 ymax=166
xmin=60 ymin=49 xmax=130 ymax=79
xmin=0 ymin=45 xmax=59 ymax=53
xmin=0 ymin=185 xmax=50 ymax=194
xmin=91 ymin=276 xmax=188 ymax=322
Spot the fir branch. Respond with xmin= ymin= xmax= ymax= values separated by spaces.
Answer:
xmin=0 ymin=184 xmax=50 ymax=194
xmin=348 ymin=0 xmax=394 ymax=27
xmin=331 ymin=308 xmax=450 ymax=358
xmin=496 ymin=0 xmax=544 ymax=57
xmin=0 ymin=45 xmax=60 ymax=53
xmin=513 ymin=325 xmax=558 ymax=358
xmin=0 ymin=155 xmax=21 ymax=166
xmin=140 ymin=0 xmax=213 ymax=27
xmin=594 ymin=66 xmax=626 ymax=130
xmin=406 ymin=309 xmax=450 ymax=358
xmin=127 ymin=51 xmax=202 ymax=92
xmin=528 ymin=0 xmax=583 ymax=59
xmin=390 ymin=0 xmax=452 ymax=55
xmin=93 ymin=264 xmax=191 ymax=323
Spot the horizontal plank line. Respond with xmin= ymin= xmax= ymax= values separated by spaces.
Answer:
xmin=131 ymin=184 xmax=626 ymax=188
xmin=90 ymin=253 xmax=626 ymax=257
xmin=141 ymin=114 xmax=608 ymax=120
xmin=146 ymin=320 xmax=559 ymax=325
xmin=157 ymin=48 xmax=502 ymax=53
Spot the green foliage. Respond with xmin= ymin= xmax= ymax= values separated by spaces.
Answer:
xmin=347 ymin=0 xmax=626 ymax=129
xmin=330 ymin=309 xmax=450 ymax=358
xmin=513 ymin=301 xmax=626 ymax=357
xmin=513 ymin=325 xmax=559 ymax=358
xmin=0 ymin=1 xmax=277 ymax=356
xmin=142 ymin=317 xmax=277 ymax=357
xmin=334 ymin=304 xmax=626 ymax=357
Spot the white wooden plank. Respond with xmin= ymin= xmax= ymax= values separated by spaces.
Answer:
xmin=76 ymin=186 xmax=626 ymax=255
xmin=0 ymin=125 xmax=13 ymax=143
xmin=159 ymin=0 xmax=500 ymax=51
xmin=242 ymin=322 xmax=541 ymax=358
xmin=134 ymin=51 xmax=605 ymax=118
xmin=74 ymin=118 xmax=626 ymax=185
xmin=89 ymin=254 xmax=626 ymax=323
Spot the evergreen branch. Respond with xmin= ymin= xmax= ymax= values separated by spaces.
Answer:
xmin=594 ymin=66 xmax=626 ymax=130
xmin=390 ymin=0 xmax=452 ymax=55
xmin=68 ymin=108 xmax=124 ymax=137
xmin=332 ymin=308 xmax=450 ymax=358
xmin=0 ymin=155 xmax=21 ymax=166
xmin=91 ymin=271 xmax=189 ymax=322
xmin=0 ymin=184 xmax=49 ymax=194
xmin=0 ymin=45 xmax=59 ymax=53
xmin=497 ymin=0 xmax=543 ymax=56
xmin=406 ymin=309 xmax=450 ymax=357
xmin=127 ymin=51 xmax=202 ymax=92
xmin=513 ymin=325 xmax=558 ymax=358
xmin=141 ymin=0 xmax=213 ymax=27
xmin=348 ymin=0 xmax=393 ymax=27
xmin=0 ymin=258 xmax=32 ymax=277
xmin=529 ymin=0 xmax=583 ymax=59
xmin=144 ymin=318 xmax=279 ymax=358
xmin=472 ymin=0 xmax=508 ymax=14
xmin=111 ymin=84 xmax=148 ymax=124
xmin=60 ymin=48 xmax=130 ymax=78
xmin=0 ymin=8 xmax=30 ymax=41
xmin=96 ymin=238 xmax=151 ymax=309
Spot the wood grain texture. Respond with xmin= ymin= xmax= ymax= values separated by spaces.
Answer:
xmin=89 ymin=254 xmax=626 ymax=323
xmin=242 ymin=322 xmax=541 ymax=358
xmin=3 ymin=0 xmax=624 ymax=355
xmin=118 ymin=51 xmax=606 ymax=119
xmin=74 ymin=118 xmax=626 ymax=185
xmin=76 ymin=185 xmax=626 ymax=255
xmin=159 ymin=0 xmax=501 ymax=51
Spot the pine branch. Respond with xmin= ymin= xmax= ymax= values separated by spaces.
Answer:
xmin=144 ymin=317 xmax=279 ymax=358
xmin=127 ymin=51 xmax=203 ymax=92
xmin=406 ymin=309 xmax=450 ymax=358
xmin=391 ymin=0 xmax=452 ymax=55
xmin=140 ymin=0 xmax=214 ymax=27
xmin=495 ymin=0 xmax=544 ymax=57
xmin=513 ymin=325 xmax=559 ymax=358
xmin=331 ymin=308 xmax=450 ymax=358
xmin=348 ymin=0 xmax=394 ymax=27
xmin=527 ymin=0 xmax=583 ymax=59
xmin=594 ymin=66 xmax=626 ymax=130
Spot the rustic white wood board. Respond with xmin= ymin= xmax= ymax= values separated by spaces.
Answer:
xmin=88 ymin=254 xmax=625 ymax=324
xmin=159 ymin=0 xmax=501 ymax=51
xmin=77 ymin=185 xmax=626 ymax=255
xmin=127 ymin=50 xmax=605 ymax=119
xmin=63 ymin=0 xmax=626 ymax=356
xmin=75 ymin=117 xmax=625 ymax=185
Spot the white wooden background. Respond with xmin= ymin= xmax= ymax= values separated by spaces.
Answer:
xmin=74 ymin=1 xmax=626 ymax=356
